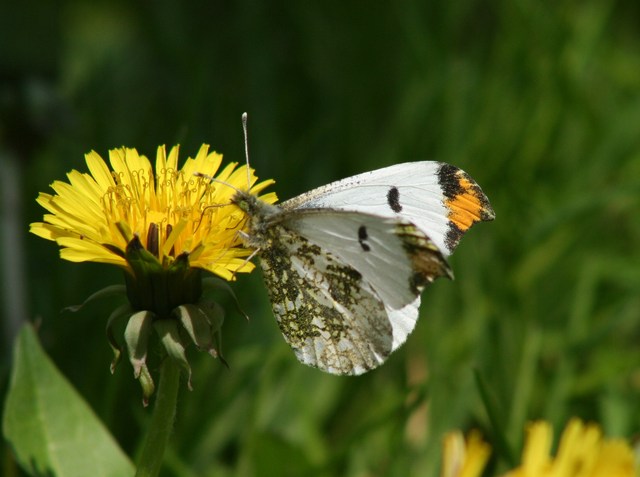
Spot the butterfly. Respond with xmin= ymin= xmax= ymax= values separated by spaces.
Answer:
xmin=230 ymin=160 xmax=494 ymax=375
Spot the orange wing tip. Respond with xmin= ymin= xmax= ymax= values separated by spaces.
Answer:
xmin=437 ymin=164 xmax=495 ymax=253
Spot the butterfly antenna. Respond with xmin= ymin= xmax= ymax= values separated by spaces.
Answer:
xmin=193 ymin=172 xmax=243 ymax=194
xmin=242 ymin=112 xmax=251 ymax=190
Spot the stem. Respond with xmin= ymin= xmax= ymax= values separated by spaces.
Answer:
xmin=135 ymin=358 xmax=180 ymax=477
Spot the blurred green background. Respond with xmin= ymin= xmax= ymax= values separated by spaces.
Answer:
xmin=2 ymin=0 xmax=640 ymax=476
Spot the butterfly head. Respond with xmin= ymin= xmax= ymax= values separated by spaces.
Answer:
xmin=231 ymin=190 xmax=270 ymax=216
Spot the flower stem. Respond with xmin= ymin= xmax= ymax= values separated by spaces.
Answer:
xmin=135 ymin=358 xmax=180 ymax=477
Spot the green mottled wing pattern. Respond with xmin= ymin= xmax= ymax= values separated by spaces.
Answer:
xmin=257 ymin=210 xmax=451 ymax=375
xmin=260 ymin=228 xmax=394 ymax=374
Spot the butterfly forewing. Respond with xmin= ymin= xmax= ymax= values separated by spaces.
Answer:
xmin=281 ymin=162 xmax=495 ymax=257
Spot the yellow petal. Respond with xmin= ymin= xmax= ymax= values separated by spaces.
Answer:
xmin=85 ymin=151 xmax=115 ymax=190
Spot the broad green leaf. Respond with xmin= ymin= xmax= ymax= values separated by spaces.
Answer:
xmin=2 ymin=324 xmax=135 ymax=477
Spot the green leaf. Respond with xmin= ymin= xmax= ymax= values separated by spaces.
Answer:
xmin=2 ymin=324 xmax=135 ymax=477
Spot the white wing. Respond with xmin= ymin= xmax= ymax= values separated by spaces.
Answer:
xmin=281 ymin=162 xmax=495 ymax=257
xmin=258 ymin=210 xmax=451 ymax=374
xmin=229 ymin=161 xmax=494 ymax=374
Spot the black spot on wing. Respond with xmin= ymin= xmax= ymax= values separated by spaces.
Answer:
xmin=387 ymin=186 xmax=402 ymax=212
xmin=445 ymin=223 xmax=464 ymax=253
xmin=436 ymin=163 xmax=464 ymax=199
xmin=358 ymin=225 xmax=371 ymax=252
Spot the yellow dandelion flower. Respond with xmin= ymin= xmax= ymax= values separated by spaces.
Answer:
xmin=30 ymin=144 xmax=277 ymax=281
xmin=503 ymin=419 xmax=638 ymax=477
xmin=31 ymin=143 xmax=278 ymax=401
xmin=441 ymin=430 xmax=492 ymax=477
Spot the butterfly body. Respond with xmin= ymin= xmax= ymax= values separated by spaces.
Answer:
xmin=231 ymin=161 xmax=494 ymax=375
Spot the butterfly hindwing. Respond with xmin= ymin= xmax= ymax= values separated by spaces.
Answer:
xmin=259 ymin=226 xmax=393 ymax=374
xmin=246 ymin=203 xmax=451 ymax=374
